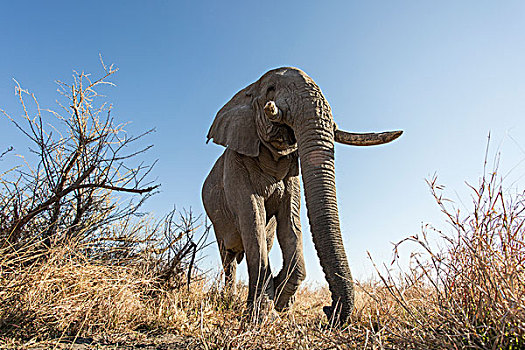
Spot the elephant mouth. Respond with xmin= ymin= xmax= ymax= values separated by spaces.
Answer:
xmin=268 ymin=124 xmax=297 ymax=153
xmin=270 ymin=124 xmax=296 ymax=148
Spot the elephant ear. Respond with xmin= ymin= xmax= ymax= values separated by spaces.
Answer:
xmin=206 ymin=82 xmax=260 ymax=157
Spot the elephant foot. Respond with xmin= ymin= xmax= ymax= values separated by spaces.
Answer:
xmin=322 ymin=304 xmax=351 ymax=327
xmin=262 ymin=308 xmax=280 ymax=324
xmin=246 ymin=295 xmax=280 ymax=324
xmin=273 ymin=276 xmax=302 ymax=312
xmin=274 ymin=294 xmax=295 ymax=312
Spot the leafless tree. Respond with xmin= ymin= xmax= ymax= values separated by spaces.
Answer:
xmin=0 ymin=60 xmax=158 ymax=250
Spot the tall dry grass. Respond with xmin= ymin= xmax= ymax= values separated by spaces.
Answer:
xmin=0 ymin=210 xmax=208 ymax=344
xmin=372 ymin=151 xmax=525 ymax=349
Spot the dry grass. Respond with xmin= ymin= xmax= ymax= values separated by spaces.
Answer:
xmin=0 ymin=242 xmax=387 ymax=349
xmin=1 ymin=161 xmax=523 ymax=349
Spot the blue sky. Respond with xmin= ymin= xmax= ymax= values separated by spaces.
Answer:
xmin=1 ymin=1 xmax=525 ymax=283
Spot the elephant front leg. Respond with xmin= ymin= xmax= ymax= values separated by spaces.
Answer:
xmin=237 ymin=197 xmax=275 ymax=307
xmin=274 ymin=175 xmax=306 ymax=311
xmin=222 ymin=150 xmax=275 ymax=317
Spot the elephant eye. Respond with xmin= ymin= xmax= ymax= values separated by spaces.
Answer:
xmin=266 ymin=86 xmax=276 ymax=99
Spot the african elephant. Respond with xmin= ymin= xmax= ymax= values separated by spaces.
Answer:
xmin=202 ymin=67 xmax=402 ymax=324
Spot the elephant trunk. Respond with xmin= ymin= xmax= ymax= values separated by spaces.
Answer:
xmin=295 ymin=111 xmax=354 ymax=325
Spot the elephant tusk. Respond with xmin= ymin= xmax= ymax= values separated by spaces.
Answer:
xmin=334 ymin=128 xmax=403 ymax=146
xmin=264 ymin=101 xmax=282 ymax=122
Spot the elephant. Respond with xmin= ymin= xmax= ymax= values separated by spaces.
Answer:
xmin=202 ymin=67 xmax=402 ymax=324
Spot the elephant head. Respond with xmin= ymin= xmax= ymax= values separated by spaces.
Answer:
xmin=206 ymin=67 xmax=402 ymax=324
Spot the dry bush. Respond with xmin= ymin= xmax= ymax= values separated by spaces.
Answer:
xmin=0 ymin=59 xmax=158 ymax=252
xmin=0 ymin=63 xmax=207 ymax=346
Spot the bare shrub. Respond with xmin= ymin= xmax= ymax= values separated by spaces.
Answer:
xmin=0 ymin=60 xmax=158 ymax=251
xmin=373 ymin=147 xmax=525 ymax=348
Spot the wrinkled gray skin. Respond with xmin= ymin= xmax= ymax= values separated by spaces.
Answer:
xmin=202 ymin=67 xmax=402 ymax=324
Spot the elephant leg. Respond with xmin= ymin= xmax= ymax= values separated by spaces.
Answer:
xmin=219 ymin=241 xmax=239 ymax=295
xmin=266 ymin=215 xmax=277 ymax=253
xmin=203 ymin=154 xmax=244 ymax=296
xmin=274 ymin=175 xmax=306 ymax=311
xmin=237 ymin=199 xmax=275 ymax=305
xmin=223 ymin=151 xmax=275 ymax=307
